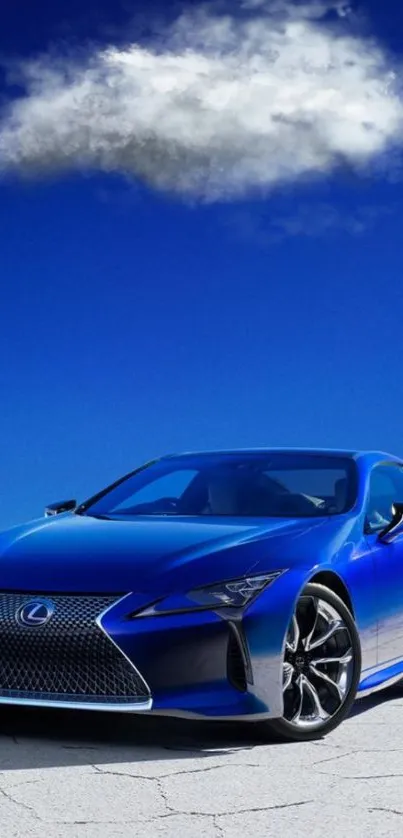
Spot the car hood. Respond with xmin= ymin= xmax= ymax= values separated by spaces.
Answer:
xmin=0 ymin=512 xmax=336 ymax=594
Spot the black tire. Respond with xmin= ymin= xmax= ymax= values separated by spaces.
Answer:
xmin=262 ymin=583 xmax=361 ymax=742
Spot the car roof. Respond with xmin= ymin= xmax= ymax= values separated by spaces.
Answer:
xmin=163 ymin=448 xmax=403 ymax=464
xmin=169 ymin=447 xmax=356 ymax=457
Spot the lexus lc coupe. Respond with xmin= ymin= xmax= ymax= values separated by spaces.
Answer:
xmin=1 ymin=448 xmax=403 ymax=742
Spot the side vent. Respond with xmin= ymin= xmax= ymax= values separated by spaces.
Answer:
xmin=227 ymin=625 xmax=247 ymax=692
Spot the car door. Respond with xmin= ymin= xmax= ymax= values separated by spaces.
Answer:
xmin=365 ymin=462 xmax=403 ymax=668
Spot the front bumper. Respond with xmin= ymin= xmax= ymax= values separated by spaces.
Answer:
xmin=105 ymin=569 xmax=302 ymax=721
xmin=0 ymin=570 xmax=301 ymax=720
xmin=0 ymin=592 xmax=151 ymax=712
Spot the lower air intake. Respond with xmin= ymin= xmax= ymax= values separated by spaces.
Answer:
xmin=0 ymin=593 xmax=150 ymax=705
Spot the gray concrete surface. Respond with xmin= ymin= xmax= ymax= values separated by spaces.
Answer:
xmin=0 ymin=688 xmax=403 ymax=837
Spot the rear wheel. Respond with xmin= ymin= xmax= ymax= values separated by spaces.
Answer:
xmin=265 ymin=583 xmax=361 ymax=742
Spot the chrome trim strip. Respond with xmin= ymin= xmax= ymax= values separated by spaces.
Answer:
xmin=96 ymin=592 xmax=153 ymax=704
xmin=0 ymin=696 xmax=152 ymax=712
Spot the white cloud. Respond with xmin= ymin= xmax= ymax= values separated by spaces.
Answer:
xmin=0 ymin=1 xmax=401 ymax=201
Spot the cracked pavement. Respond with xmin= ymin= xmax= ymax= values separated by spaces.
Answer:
xmin=0 ymin=687 xmax=403 ymax=837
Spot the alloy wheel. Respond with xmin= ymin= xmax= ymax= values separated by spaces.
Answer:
xmin=282 ymin=594 xmax=355 ymax=729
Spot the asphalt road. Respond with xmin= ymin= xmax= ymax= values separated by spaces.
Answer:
xmin=0 ymin=688 xmax=402 ymax=837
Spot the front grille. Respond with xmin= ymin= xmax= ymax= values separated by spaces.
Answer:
xmin=0 ymin=593 xmax=150 ymax=705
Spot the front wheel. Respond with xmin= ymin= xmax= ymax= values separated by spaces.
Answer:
xmin=264 ymin=583 xmax=361 ymax=742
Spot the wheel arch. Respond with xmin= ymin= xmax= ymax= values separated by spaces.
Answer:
xmin=308 ymin=570 xmax=354 ymax=618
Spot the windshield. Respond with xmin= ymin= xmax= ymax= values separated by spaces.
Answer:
xmin=79 ymin=452 xmax=358 ymax=519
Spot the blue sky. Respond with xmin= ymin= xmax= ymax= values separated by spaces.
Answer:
xmin=1 ymin=0 xmax=403 ymax=529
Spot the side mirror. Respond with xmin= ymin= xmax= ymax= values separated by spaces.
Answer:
xmin=378 ymin=502 xmax=403 ymax=544
xmin=45 ymin=499 xmax=77 ymax=517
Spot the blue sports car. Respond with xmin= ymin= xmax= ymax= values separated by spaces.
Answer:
xmin=1 ymin=448 xmax=403 ymax=742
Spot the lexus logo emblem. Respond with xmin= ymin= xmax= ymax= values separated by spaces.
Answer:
xmin=16 ymin=600 xmax=55 ymax=628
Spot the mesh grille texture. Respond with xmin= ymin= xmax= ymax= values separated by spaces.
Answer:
xmin=0 ymin=592 xmax=149 ymax=704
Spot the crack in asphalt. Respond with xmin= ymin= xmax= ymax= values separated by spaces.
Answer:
xmin=91 ymin=765 xmax=158 ymax=783
xmin=311 ymin=749 xmax=403 ymax=780
xmin=90 ymin=764 xmax=316 ymax=822
xmin=144 ymin=799 xmax=315 ymax=821
xmin=156 ymin=776 xmax=178 ymax=817
xmin=313 ymin=747 xmax=403 ymax=766
xmin=0 ymin=785 xmax=42 ymax=821
xmin=92 ymin=761 xmax=273 ymax=781
xmin=219 ymin=800 xmax=315 ymax=815
xmin=213 ymin=815 xmax=226 ymax=838
xmin=311 ymin=750 xmax=359 ymax=765
xmin=2 ymin=697 xmax=403 ymax=832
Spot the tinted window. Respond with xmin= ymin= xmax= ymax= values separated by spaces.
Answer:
xmin=80 ymin=452 xmax=357 ymax=519
xmin=267 ymin=468 xmax=349 ymax=498
xmin=111 ymin=470 xmax=198 ymax=513
xmin=366 ymin=463 xmax=403 ymax=532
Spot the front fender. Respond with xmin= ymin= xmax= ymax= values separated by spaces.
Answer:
xmin=243 ymin=567 xmax=311 ymax=717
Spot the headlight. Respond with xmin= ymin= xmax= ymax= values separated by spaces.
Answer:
xmin=135 ymin=571 xmax=284 ymax=617
xmin=187 ymin=572 xmax=283 ymax=608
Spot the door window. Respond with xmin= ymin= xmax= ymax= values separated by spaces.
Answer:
xmin=366 ymin=464 xmax=403 ymax=533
